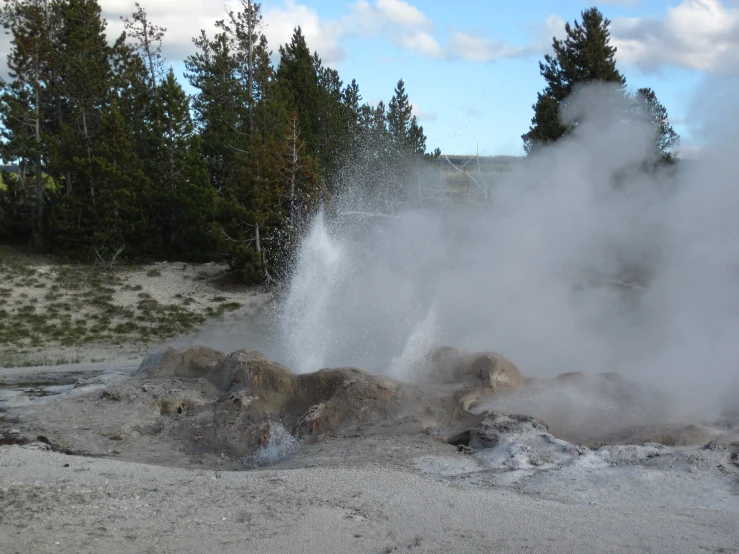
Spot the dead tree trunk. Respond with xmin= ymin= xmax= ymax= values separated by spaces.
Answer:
xmin=285 ymin=114 xmax=300 ymax=227
xmin=246 ymin=0 xmax=254 ymax=134
xmin=81 ymin=108 xmax=94 ymax=204
xmin=33 ymin=73 xmax=43 ymax=233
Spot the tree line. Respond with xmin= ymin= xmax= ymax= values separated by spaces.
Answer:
xmin=0 ymin=0 xmax=437 ymax=281
xmin=0 ymin=2 xmax=679 ymax=283
xmin=523 ymin=7 xmax=679 ymax=163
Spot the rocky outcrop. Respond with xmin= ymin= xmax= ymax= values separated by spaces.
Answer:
xmin=419 ymin=346 xmax=526 ymax=412
xmin=424 ymin=346 xmax=525 ymax=393
xmin=468 ymin=411 xmax=550 ymax=450
xmin=136 ymin=345 xmax=225 ymax=380
xmin=131 ymin=347 xmax=461 ymax=460
xmin=7 ymin=343 xmax=734 ymax=473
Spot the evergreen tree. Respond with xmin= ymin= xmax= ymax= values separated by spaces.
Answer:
xmin=87 ymin=100 xmax=149 ymax=256
xmin=275 ymin=27 xmax=320 ymax=157
xmin=110 ymin=32 xmax=153 ymax=167
xmin=387 ymin=78 xmax=431 ymax=157
xmin=185 ymin=30 xmax=249 ymax=191
xmin=218 ymin=135 xmax=283 ymax=282
xmin=54 ymin=0 xmax=114 ymax=200
xmin=314 ymin=63 xmax=348 ymax=189
xmin=121 ymin=2 xmax=166 ymax=92
xmin=281 ymin=111 xmax=323 ymax=229
xmin=275 ymin=28 xmax=354 ymax=192
xmin=342 ymin=79 xmax=361 ymax=121
xmin=387 ymin=79 xmax=413 ymax=150
xmin=151 ymin=70 xmax=217 ymax=259
xmin=522 ymin=7 xmax=625 ymax=152
xmin=633 ymin=87 xmax=680 ymax=163
xmin=253 ymin=34 xmax=288 ymax=142
xmin=217 ymin=0 xmax=262 ymax=135
xmin=0 ymin=0 xmax=54 ymax=234
xmin=407 ymin=116 xmax=427 ymax=156
xmin=522 ymin=6 xmax=680 ymax=163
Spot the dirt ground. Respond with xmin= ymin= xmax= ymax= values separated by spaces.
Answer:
xmin=1 ymin=248 xmax=739 ymax=552
xmin=1 ymin=346 xmax=739 ymax=553
xmin=0 ymin=247 xmax=273 ymax=367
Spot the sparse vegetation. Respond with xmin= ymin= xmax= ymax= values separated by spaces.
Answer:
xmin=0 ymin=250 xmax=248 ymax=366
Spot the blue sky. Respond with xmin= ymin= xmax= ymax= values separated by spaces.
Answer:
xmin=96 ymin=0 xmax=739 ymax=157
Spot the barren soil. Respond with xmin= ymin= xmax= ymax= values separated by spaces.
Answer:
xmin=2 ymin=250 xmax=739 ymax=553
xmin=0 ymin=247 xmax=272 ymax=367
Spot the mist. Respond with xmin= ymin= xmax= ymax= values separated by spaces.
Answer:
xmin=193 ymin=81 xmax=739 ymax=421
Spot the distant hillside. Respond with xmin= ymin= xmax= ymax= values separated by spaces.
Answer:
xmin=437 ymin=155 xmax=523 ymax=170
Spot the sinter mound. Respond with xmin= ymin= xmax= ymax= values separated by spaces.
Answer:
xmin=132 ymin=346 xmax=467 ymax=463
xmin=4 ymin=345 xmax=729 ymax=470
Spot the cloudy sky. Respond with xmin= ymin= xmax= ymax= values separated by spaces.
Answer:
xmin=96 ymin=0 xmax=739 ymax=155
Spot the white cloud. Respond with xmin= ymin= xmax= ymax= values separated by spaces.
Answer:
xmin=376 ymin=0 xmax=430 ymax=27
xmin=256 ymin=0 xmax=439 ymax=64
xmin=411 ymin=103 xmax=438 ymax=121
xmin=75 ymin=1 xmax=530 ymax=68
xmin=449 ymin=31 xmax=525 ymax=62
xmin=101 ymin=0 xmax=225 ymax=62
xmin=611 ymin=0 xmax=739 ymax=73
xmin=261 ymin=0 xmax=348 ymax=63
xmin=397 ymin=30 xmax=445 ymax=59
xmin=100 ymin=0 xmax=363 ymax=66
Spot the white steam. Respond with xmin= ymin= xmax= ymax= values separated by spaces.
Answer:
xmin=278 ymin=210 xmax=345 ymax=374
xmin=277 ymin=81 xmax=739 ymax=418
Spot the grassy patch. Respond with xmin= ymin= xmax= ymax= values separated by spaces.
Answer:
xmin=0 ymin=253 xmax=246 ymax=366
xmin=0 ymin=350 xmax=84 ymax=368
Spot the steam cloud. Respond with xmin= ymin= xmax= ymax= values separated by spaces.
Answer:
xmin=199 ymin=80 xmax=739 ymax=421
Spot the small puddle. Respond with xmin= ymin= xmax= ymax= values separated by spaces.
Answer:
xmin=0 ymin=381 xmax=75 ymax=402
xmin=0 ymin=371 xmax=104 ymax=405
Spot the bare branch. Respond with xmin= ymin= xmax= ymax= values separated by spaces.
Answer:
xmin=94 ymin=245 xmax=125 ymax=272
xmin=443 ymin=155 xmax=491 ymax=208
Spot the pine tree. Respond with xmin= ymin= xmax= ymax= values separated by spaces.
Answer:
xmin=0 ymin=0 xmax=54 ymax=234
xmin=314 ymin=63 xmax=348 ymax=189
xmin=217 ymin=0 xmax=262 ymax=135
xmin=342 ymin=79 xmax=361 ymax=121
xmin=185 ymin=30 xmax=249 ymax=191
xmin=121 ymin=2 xmax=165 ymax=92
xmin=110 ymin=32 xmax=152 ymax=167
xmin=87 ymin=100 xmax=149 ymax=256
xmin=275 ymin=27 xmax=321 ymax=157
xmin=54 ymin=0 xmax=114 ymax=201
xmin=522 ymin=7 xmax=625 ymax=152
xmin=407 ymin=116 xmax=427 ymax=156
xmin=151 ymin=70 xmax=217 ymax=259
xmin=387 ymin=79 xmax=413 ymax=150
xmin=281 ymin=111 xmax=323 ymax=229
xmin=218 ymin=135 xmax=283 ymax=282
xmin=253 ymin=34 xmax=288 ymax=142
xmin=633 ymin=87 xmax=680 ymax=163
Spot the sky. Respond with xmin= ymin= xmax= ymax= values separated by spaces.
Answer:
xmin=76 ymin=1 xmax=739 ymax=155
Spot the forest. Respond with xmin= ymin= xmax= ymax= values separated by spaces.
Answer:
xmin=0 ymin=1 xmax=678 ymax=283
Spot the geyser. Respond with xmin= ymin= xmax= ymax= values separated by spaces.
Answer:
xmin=278 ymin=210 xmax=345 ymax=374
xmin=274 ymin=82 xmax=739 ymax=422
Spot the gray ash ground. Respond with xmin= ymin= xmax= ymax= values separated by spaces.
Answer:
xmin=2 ymin=346 xmax=739 ymax=553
